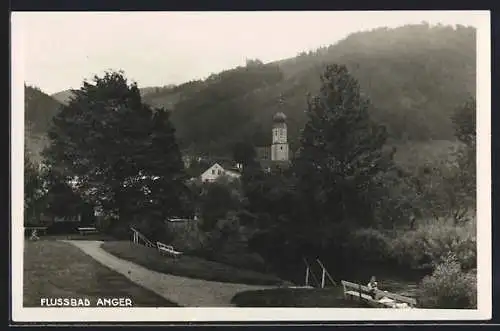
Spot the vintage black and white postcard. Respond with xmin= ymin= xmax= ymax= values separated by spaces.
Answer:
xmin=11 ymin=10 xmax=491 ymax=322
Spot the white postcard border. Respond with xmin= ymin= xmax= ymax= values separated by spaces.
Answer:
xmin=11 ymin=10 xmax=492 ymax=322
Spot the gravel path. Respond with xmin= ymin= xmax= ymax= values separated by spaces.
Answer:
xmin=63 ymin=240 xmax=274 ymax=307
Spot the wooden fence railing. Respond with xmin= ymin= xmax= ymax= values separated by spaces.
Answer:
xmin=303 ymin=257 xmax=337 ymax=288
xmin=130 ymin=227 xmax=155 ymax=248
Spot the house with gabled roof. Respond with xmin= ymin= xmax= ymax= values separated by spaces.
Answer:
xmin=199 ymin=162 xmax=242 ymax=183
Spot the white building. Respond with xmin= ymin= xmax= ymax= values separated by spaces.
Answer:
xmin=199 ymin=163 xmax=241 ymax=183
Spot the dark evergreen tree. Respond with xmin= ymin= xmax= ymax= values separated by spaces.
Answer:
xmin=292 ymin=64 xmax=396 ymax=244
xmin=136 ymin=109 xmax=194 ymax=219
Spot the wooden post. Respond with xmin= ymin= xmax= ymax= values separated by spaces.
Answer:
xmin=305 ymin=266 xmax=310 ymax=287
xmin=321 ymin=268 xmax=326 ymax=288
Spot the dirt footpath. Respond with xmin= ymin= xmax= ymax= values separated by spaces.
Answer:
xmin=64 ymin=240 xmax=273 ymax=307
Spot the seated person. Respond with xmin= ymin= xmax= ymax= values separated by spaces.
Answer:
xmin=367 ymin=276 xmax=378 ymax=299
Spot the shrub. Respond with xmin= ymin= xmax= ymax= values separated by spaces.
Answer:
xmin=188 ymin=213 xmax=270 ymax=272
xmin=343 ymin=228 xmax=393 ymax=263
xmin=390 ymin=218 xmax=476 ymax=270
xmin=417 ymin=253 xmax=477 ymax=309
xmin=168 ymin=218 xmax=207 ymax=251
xmin=338 ymin=217 xmax=476 ymax=272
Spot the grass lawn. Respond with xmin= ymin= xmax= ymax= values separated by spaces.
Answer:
xmin=101 ymin=241 xmax=285 ymax=286
xmin=24 ymin=240 xmax=178 ymax=307
xmin=231 ymin=287 xmax=367 ymax=307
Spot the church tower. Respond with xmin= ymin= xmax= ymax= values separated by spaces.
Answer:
xmin=271 ymin=112 xmax=289 ymax=161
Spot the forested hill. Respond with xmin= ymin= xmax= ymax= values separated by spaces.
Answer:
xmin=41 ymin=23 xmax=476 ymax=159
xmin=25 ymin=85 xmax=63 ymax=162
xmin=52 ymin=86 xmax=169 ymax=105
xmin=140 ymin=23 xmax=476 ymax=156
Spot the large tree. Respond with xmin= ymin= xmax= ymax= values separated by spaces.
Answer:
xmin=141 ymin=110 xmax=194 ymax=220
xmin=292 ymin=64 xmax=397 ymax=241
xmin=43 ymin=71 xmax=191 ymax=229
xmin=24 ymin=149 xmax=45 ymax=225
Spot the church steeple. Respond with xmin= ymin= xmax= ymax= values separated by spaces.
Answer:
xmin=271 ymin=96 xmax=289 ymax=161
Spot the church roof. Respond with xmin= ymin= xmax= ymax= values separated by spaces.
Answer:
xmin=273 ymin=112 xmax=287 ymax=123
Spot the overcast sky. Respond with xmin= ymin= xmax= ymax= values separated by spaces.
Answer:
xmin=13 ymin=11 xmax=485 ymax=95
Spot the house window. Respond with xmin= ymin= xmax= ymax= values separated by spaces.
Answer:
xmin=280 ymin=146 xmax=283 ymax=150
xmin=212 ymin=169 xmax=215 ymax=174
xmin=218 ymin=170 xmax=222 ymax=175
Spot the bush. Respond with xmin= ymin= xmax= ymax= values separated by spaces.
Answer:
xmin=390 ymin=218 xmax=476 ymax=270
xmin=198 ymin=179 xmax=242 ymax=232
xmin=187 ymin=213 xmax=270 ymax=273
xmin=168 ymin=219 xmax=207 ymax=251
xmin=337 ymin=218 xmax=476 ymax=272
xmin=417 ymin=253 xmax=477 ymax=308
xmin=343 ymin=228 xmax=393 ymax=263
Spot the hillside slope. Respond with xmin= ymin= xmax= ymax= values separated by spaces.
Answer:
xmin=52 ymin=87 xmax=166 ymax=105
xmin=34 ymin=23 xmax=475 ymax=161
xmin=51 ymin=89 xmax=74 ymax=105
xmin=141 ymin=23 xmax=475 ymax=156
xmin=25 ymin=85 xmax=63 ymax=162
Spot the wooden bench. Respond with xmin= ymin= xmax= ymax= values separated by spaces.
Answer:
xmin=341 ymin=280 xmax=417 ymax=308
xmin=25 ymin=226 xmax=48 ymax=236
xmin=77 ymin=227 xmax=98 ymax=235
xmin=156 ymin=241 xmax=183 ymax=258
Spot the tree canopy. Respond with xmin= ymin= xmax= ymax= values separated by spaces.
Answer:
xmin=43 ymin=71 xmax=192 ymax=230
xmin=292 ymin=65 xmax=397 ymax=237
